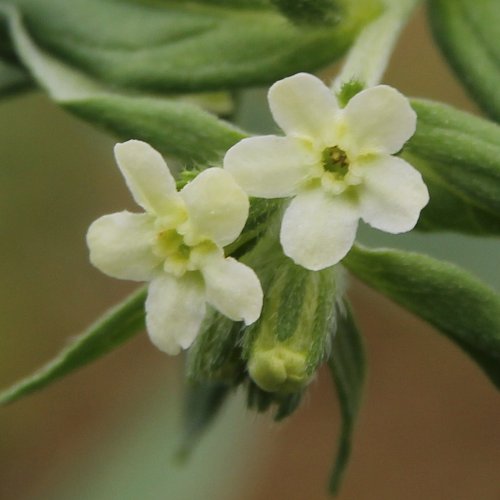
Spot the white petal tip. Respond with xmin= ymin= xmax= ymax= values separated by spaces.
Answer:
xmin=114 ymin=139 xmax=148 ymax=155
xmin=242 ymin=301 xmax=263 ymax=326
xmin=203 ymin=257 xmax=263 ymax=324
xmin=147 ymin=335 xmax=182 ymax=356
xmin=284 ymin=250 xmax=346 ymax=272
xmin=145 ymin=275 xmax=206 ymax=357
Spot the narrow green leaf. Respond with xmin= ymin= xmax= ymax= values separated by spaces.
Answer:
xmin=404 ymin=99 xmax=500 ymax=235
xmin=2 ymin=5 xmax=246 ymax=165
xmin=0 ymin=287 xmax=146 ymax=406
xmin=66 ymin=95 xmax=245 ymax=166
xmin=428 ymin=0 xmax=500 ymax=122
xmin=0 ymin=14 xmax=32 ymax=96
xmin=11 ymin=0 xmax=377 ymax=93
xmin=344 ymin=245 xmax=500 ymax=388
xmin=177 ymin=381 xmax=231 ymax=461
xmin=328 ymin=300 xmax=366 ymax=495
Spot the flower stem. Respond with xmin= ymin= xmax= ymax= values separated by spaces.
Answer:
xmin=332 ymin=0 xmax=422 ymax=91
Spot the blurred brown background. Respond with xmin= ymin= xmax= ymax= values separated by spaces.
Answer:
xmin=1 ymin=5 xmax=500 ymax=500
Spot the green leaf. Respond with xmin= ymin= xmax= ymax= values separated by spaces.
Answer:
xmin=428 ymin=0 xmax=500 ymax=122
xmin=344 ymin=245 xmax=500 ymax=389
xmin=0 ymin=14 xmax=32 ymax=96
xmin=270 ymin=0 xmax=342 ymax=25
xmin=176 ymin=381 xmax=231 ymax=461
xmin=66 ymin=95 xmax=245 ymax=166
xmin=138 ymin=0 xmax=271 ymax=7
xmin=328 ymin=300 xmax=366 ymax=495
xmin=2 ymin=5 xmax=246 ymax=165
xmin=11 ymin=0 xmax=378 ymax=93
xmin=404 ymin=99 xmax=500 ymax=235
xmin=0 ymin=287 xmax=147 ymax=406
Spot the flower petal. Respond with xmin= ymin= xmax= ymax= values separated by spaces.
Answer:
xmin=268 ymin=73 xmax=339 ymax=144
xmin=280 ymin=189 xmax=359 ymax=270
xmin=358 ymin=155 xmax=429 ymax=233
xmin=145 ymin=274 xmax=206 ymax=355
xmin=342 ymin=85 xmax=416 ymax=155
xmin=180 ymin=168 xmax=249 ymax=247
xmin=114 ymin=140 xmax=181 ymax=215
xmin=223 ymin=135 xmax=318 ymax=198
xmin=87 ymin=211 xmax=161 ymax=281
xmin=202 ymin=256 xmax=263 ymax=324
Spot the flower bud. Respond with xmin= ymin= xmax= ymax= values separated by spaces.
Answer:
xmin=244 ymin=260 xmax=340 ymax=394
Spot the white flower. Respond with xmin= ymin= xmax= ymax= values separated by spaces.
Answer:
xmin=87 ymin=140 xmax=263 ymax=355
xmin=224 ymin=73 xmax=429 ymax=271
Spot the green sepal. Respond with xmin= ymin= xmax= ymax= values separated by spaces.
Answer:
xmin=246 ymin=380 xmax=275 ymax=413
xmin=273 ymin=391 xmax=302 ymax=421
xmin=176 ymin=381 xmax=231 ymax=461
xmin=428 ymin=0 xmax=500 ymax=122
xmin=0 ymin=287 xmax=147 ymax=406
xmin=224 ymin=199 xmax=283 ymax=259
xmin=405 ymin=99 xmax=500 ymax=235
xmin=336 ymin=78 xmax=364 ymax=108
xmin=344 ymin=245 xmax=500 ymax=389
xmin=328 ymin=300 xmax=366 ymax=495
xmin=186 ymin=311 xmax=246 ymax=385
xmin=246 ymin=379 xmax=303 ymax=421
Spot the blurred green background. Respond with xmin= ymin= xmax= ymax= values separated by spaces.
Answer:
xmin=1 ymin=6 xmax=500 ymax=499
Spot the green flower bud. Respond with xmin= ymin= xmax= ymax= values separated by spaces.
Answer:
xmin=248 ymin=347 xmax=308 ymax=393
xmin=186 ymin=205 xmax=283 ymax=385
xmin=244 ymin=260 xmax=340 ymax=394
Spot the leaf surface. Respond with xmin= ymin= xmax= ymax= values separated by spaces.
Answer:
xmin=344 ymin=245 xmax=500 ymax=388
xmin=405 ymin=99 xmax=500 ymax=235
xmin=429 ymin=0 xmax=500 ymax=121
xmin=328 ymin=301 xmax=366 ymax=494
xmin=12 ymin=0 xmax=377 ymax=92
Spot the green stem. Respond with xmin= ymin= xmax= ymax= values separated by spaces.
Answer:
xmin=332 ymin=0 xmax=421 ymax=90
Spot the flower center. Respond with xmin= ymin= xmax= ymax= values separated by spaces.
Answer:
xmin=154 ymin=229 xmax=216 ymax=277
xmin=322 ymin=146 xmax=349 ymax=178
xmin=153 ymin=229 xmax=194 ymax=277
